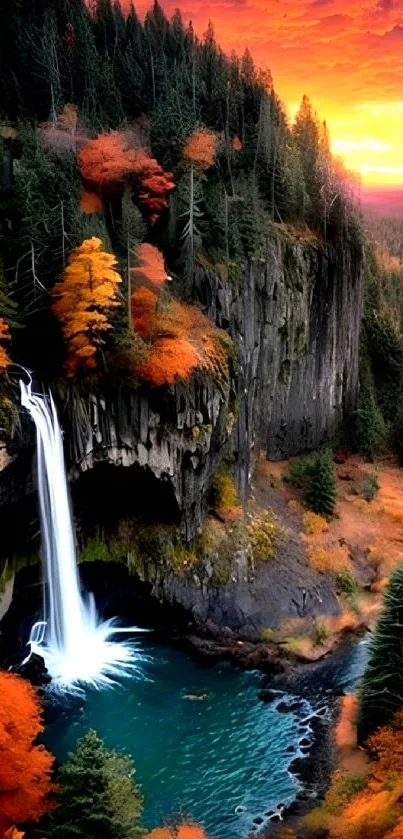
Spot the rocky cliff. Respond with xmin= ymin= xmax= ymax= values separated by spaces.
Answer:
xmin=200 ymin=228 xmax=363 ymax=499
xmin=0 ymin=227 xmax=362 ymax=632
xmin=56 ymin=227 xmax=363 ymax=529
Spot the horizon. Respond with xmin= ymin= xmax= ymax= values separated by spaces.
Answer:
xmin=131 ymin=0 xmax=403 ymax=217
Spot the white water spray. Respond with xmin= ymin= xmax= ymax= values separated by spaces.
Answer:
xmin=20 ymin=379 xmax=145 ymax=691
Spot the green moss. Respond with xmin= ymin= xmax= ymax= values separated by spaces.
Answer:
xmin=279 ymin=359 xmax=291 ymax=385
xmin=0 ymin=549 xmax=40 ymax=593
xmin=80 ymin=538 xmax=111 ymax=563
xmin=210 ymin=556 xmax=232 ymax=586
xmin=0 ymin=396 xmax=16 ymax=437
xmin=259 ymin=627 xmax=273 ymax=643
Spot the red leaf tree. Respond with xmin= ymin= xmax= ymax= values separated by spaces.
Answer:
xmin=0 ymin=671 xmax=55 ymax=835
xmin=79 ymin=131 xmax=174 ymax=224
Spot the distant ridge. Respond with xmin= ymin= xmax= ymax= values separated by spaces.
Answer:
xmin=362 ymin=187 xmax=403 ymax=218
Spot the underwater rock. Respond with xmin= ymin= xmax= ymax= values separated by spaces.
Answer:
xmin=258 ymin=689 xmax=278 ymax=703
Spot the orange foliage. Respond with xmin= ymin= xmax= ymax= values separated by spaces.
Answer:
xmin=137 ymin=336 xmax=201 ymax=387
xmin=131 ymin=243 xmax=169 ymax=293
xmin=131 ymin=287 xmax=158 ymax=337
xmin=80 ymin=189 xmax=102 ymax=214
xmin=3 ymin=829 xmax=25 ymax=839
xmin=145 ymin=830 xmax=174 ymax=839
xmin=0 ymin=317 xmax=11 ymax=371
xmin=367 ymin=709 xmax=403 ymax=781
xmin=305 ymin=543 xmax=351 ymax=574
xmin=79 ymin=131 xmax=174 ymax=222
xmin=145 ymin=826 xmax=207 ymax=839
xmin=131 ymin=244 xmax=229 ymax=387
xmin=52 ymin=237 xmax=122 ymax=376
xmin=0 ymin=672 xmax=54 ymax=835
xmin=183 ymin=127 xmax=218 ymax=171
xmin=232 ymin=135 xmax=243 ymax=152
xmin=385 ymin=819 xmax=403 ymax=839
xmin=176 ymin=827 xmax=207 ymax=839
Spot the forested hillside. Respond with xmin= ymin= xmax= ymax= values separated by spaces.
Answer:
xmin=0 ymin=0 xmax=360 ymax=396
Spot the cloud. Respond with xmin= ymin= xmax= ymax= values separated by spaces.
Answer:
xmin=377 ymin=0 xmax=397 ymax=10
xmin=132 ymin=0 xmax=403 ymax=186
xmin=310 ymin=0 xmax=334 ymax=7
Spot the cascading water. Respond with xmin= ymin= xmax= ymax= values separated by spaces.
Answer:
xmin=20 ymin=379 xmax=145 ymax=691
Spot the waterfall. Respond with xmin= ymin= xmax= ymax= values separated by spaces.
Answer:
xmin=20 ymin=380 xmax=144 ymax=691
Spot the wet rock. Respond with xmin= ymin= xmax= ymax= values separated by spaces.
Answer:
xmin=12 ymin=651 xmax=51 ymax=687
xmin=300 ymin=737 xmax=311 ymax=747
xmin=286 ymin=745 xmax=297 ymax=753
xmin=258 ymin=689 xmax=277 ymax=703
xmin=253 ymin=817 xmax=264 ymax=826
xmin=277 ymin=701 xmax=293 ymax=713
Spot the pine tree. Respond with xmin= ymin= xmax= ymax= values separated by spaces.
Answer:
xmin=47 ymin=729 xmax=143 ymax=839
xmin=358 ymin=563 xmax=403 ymax=743
xmin=306 ymin=448 xmax=336 ymax=518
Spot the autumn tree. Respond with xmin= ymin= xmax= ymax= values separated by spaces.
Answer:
xmin=0 ymin=671 xmax=54 ymax=835
xmin=359 ymin=563 xmax=403 ymax=741
xmin=47 ymin=729 xmax=143 ymax=839
xmin=78 ymin=130 xmax=174 ymax=224
xmin=52 ymin=236 xmax=122 ymax=376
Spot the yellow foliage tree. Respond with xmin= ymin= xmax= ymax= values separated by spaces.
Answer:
xmin=52 ymin=237 xmax=122 ymax=376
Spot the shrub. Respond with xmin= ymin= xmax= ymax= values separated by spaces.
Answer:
xmin=285 ymin=449 xmax=337 ymax=517
xmin=315 ymin=621 xmax=329 ymax=646
xmin=336 ymin=569 xmax=359 ymax=596
xmin=306 ymin=448 xmax=337 ymax=518
xmin=362 ymin=472 xmax=379 ymax=502
xmin=284 ymin=453 xmax=317 ymax=489
xmin=306 ymin=544 xmax=350 ymax=574
xmin=303 ymin=510 xmax=328 ymax=535
xmin=211 ymin=465 xmax=238 ymax=513
xmin=246 ymin=510 xmax=284 ymax=561
xmin=354 ymin=387 xmax=386 ymax=462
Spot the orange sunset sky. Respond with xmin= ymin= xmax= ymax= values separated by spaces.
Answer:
xmin=135 ymin=0 xmax=403 ymax=204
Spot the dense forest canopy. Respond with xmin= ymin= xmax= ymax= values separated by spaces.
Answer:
xmin=0 ymin=0 xmax=361 ymax=391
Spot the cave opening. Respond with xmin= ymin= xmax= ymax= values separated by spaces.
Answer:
xmin=73 ymin=462 xmax=182 ymax=537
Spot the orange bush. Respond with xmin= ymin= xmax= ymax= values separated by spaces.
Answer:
xmin=0 ymin=671 xmax=55 ymax=835
xmin=137 ymin=336 xmax=200 ymax=387
xmin=305 ymin=543 xmax=351 ymax=574
xmin=3 ymin=829 xmax=25 ymax=839
xmin=232 ymin=135 xmax=243 ymax=152
xmin=131 ymin=245 xmax=229 ymax=387
xmin=367 ymin=709 xmax=403 ymax=781
xmin=80 ymin=189 xmax=102 ymax=214
xmin=183 ymin=127 xmax=218 ymax=171
xmin=0 ymin=318 xmax=11 ymax=371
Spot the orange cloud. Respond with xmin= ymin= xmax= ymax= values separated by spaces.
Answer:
xmin=135 ymin=0 xmax=403 ymax=190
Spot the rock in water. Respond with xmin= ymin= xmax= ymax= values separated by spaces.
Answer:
xmin=12 ymin=652 xmax=51 ymax=686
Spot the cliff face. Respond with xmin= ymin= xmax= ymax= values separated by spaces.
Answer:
xmin=0 ymin=229 xmax=363 ymax=638
xmin=0 ymin=229 xmax=363 ymax=548
xmin=201 ymin=229 xmax=363 ymax=499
